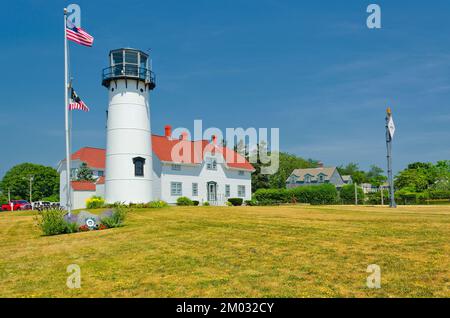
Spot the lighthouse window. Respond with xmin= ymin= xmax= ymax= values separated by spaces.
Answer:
xmin=125 ymin=51 xmax=138 ymax=64
xmin=133 ymin=157 xmax=145 ymax=177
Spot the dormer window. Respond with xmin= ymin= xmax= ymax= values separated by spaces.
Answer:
xmin=206 ymin=157 xmax=217 ymax=170
xmin=133 ymin=157 xmax=145 ymax=177
xmin=304 ymin=175 xmax=311 ymax=183
xmin=318 ymin=175 xmax=324 ymax=183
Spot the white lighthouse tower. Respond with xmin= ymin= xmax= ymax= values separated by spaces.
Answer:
xmin=102 ymin=48 xmax=156 ymax=204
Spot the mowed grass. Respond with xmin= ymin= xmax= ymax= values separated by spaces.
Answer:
xmin=0 ymin=205 xmax=449 ymax=298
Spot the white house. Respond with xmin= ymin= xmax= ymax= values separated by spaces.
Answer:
xmin=57 ymin=48 xmax=254 ymax=209
xmin=286 ymin=166 xmax=345 ymax=189
xmin=58 ymin=127 xmax=254 ymax=209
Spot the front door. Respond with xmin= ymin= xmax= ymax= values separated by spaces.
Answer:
xmin=207 ymin=182 xmax=217 ymax=202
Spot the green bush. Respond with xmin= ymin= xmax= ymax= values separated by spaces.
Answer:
xmin=86 ymin=196 xmax=105 ymax=209
xmin=203 ymin=201 xmax=210 ymax=206
xmin=104 ymin=201 xmax=128 ymax=209
xmin=395 ymin=188 xmax=419 ymax=205
xmin=176 ymin=196 xmax=193 ymax=206
xmin=253 ymin=188 xmax=290 ymax=203
xmin=228 ymin=198 xmax=243 ymax=206
xmin=65 ymin=221 xmax=79 ymax=234
xmin=245 ymin=199 xmax=258 ymax=206
xmin=37 ymin=209 xmax=75 ymax=236
xmin=192 ymin=200 xmax=200 ymax=206
xmin=428 ymin=190 xmax=450 ymax=200
xmin=254 ymin=184 xmax=338 ymax=205
xmin=101 ymin=206 xmax=127 ymax=228
xmin=339 ymin=185 xmax=364 ymax=204
xmin=147 ymin=200 xmax=169 ymax=208
xmin=366 ymin=190 xmax=389 ymax=205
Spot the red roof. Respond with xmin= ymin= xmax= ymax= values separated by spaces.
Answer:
xmin=65 ymin=135 xmax=254 ymax=171
xmin=71 ymin=147 xmax=106 ymax=169
xmin=71 ymin=181 xmax=96 ymax=191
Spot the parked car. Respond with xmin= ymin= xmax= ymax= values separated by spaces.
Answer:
xmin=33 ymin=201 xmax=60 ymax=210
xmin=1 ymin=200 xmax=32 ymax=211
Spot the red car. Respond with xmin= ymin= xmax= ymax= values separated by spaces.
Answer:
xmin=1 ymin=200 xmax=32 ymax=211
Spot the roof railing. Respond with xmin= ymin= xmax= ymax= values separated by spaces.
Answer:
xmin=102 ymin=64 xmax=156 ymax=89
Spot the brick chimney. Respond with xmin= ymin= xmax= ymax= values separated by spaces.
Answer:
xmin=317 ymin=161 xmax=324 ymax=168
xmin=164 ymin=125 xmax=171 ymax=139
xmin=211 ymin=135 xmax=217 ymax=144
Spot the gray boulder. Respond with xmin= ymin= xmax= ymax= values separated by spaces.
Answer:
xmin=76 ymin=210 xmax=101 ymax=228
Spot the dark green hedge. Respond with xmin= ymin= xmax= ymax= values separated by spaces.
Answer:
xmin=228 ymin=198 xmax=243 ymax=206
xmin=254 ymin=184 xmax=338 ymax=205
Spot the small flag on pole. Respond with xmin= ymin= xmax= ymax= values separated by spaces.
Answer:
xmin=66 ymin=20 xmax=94 ymax=47
xmin=388 ymin=115 xmax=395 ymax=139
xmin=69 ymin=89 xmax=90 ymax=112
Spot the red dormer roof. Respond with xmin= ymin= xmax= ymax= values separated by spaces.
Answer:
xmin=64 ymin=135 xmax=254 ymax=172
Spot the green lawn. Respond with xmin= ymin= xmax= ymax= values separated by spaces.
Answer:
xmin=0 ymin=205 xmax=449 ymax=297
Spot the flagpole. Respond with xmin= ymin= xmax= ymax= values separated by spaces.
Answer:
xmin=64 ymin=8 xmax=72 ymax=216
xmin=386 ymin=107 xmax=396 ymax=208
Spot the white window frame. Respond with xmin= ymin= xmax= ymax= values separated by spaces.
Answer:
xmin=170 ymin=182 xmax=182 ymax=196
xmin=237 ymin=185 xmax=246 ymax=198
xmin=225 ymin=184 xmax=230 ymax=198
xmin=206 ymin=157 xmax=217 ymax=170
xmin=238 ymin=170 xmax=245 ymax=176
xmin=192 ymin=183 xmax=198 ymax=197
xmin=171 ymin=164 xmax=181 ymax=171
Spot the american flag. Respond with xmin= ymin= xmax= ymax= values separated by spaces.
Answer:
xmin=69 ymin=89 xmax=90 ymax=112
xmin=66 ymin=20 xmax=94 ymax=47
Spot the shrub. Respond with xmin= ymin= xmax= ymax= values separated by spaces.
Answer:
xmin=228 ymin=198 xmax=243 ymax=206
xmin=428 ymin=190 xmax=450 ymax=200
xmin=37 ymin=209 xmax=74 ymax=236
xmin=395 ymin=188 xmax=419 ymax=205
xmin=245 ymin=200 xmax=257 ymax=206
xmin=176 ymin=196 xmax=193 ymax=206
xmin=226 ymin=201 xmax=233 ymax=206
xmin=254 ymin=184 xmax=338 ymax=205
xmin=104 ymin=202 xmax=128 ymax=209
xmin=253 ymin=189 xmax=290 ymax=203
xmin=86 ymin=196 xmax=105 ymax=209
xmin=339 ymin=185 xmax=364 ymax=205
xmin=101 ymin=206 xmax=127 ymax=228
xmin=147 ymin=200 xmax=168 ymax=208
xmin=366 ymin=190 xmax=389 ymax=205
xmin=203 ymin=201 xmax=210 ymax=206
xmin=192 ymin=200 xmax=200 ymax=206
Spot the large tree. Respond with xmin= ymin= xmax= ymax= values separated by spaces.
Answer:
xmin=337 ymin=162 xmax=367 ymax=184
xmin=0 ymin=163 xmax=59 ymax=201
xmin=395 ymin=161 xmax=450 ymax=192
xmin=366 ymin=165 xmax=387 ymax=187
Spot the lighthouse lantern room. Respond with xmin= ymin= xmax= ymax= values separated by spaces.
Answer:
xmin=102 ymin=48 xmax=156 ymax=204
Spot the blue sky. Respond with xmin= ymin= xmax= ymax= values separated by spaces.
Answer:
xmin=1 ymin=0 xmax=449 ymax=178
